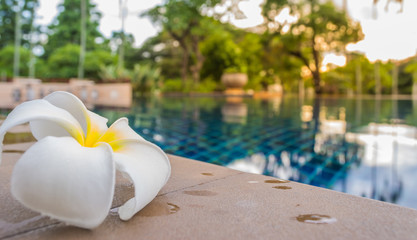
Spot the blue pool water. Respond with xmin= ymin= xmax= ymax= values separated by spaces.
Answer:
xmin=95 ymin=96 xmax=417 ymax=209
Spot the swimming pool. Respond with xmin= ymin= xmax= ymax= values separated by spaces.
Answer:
xmin=95 ymin=96 xmax=417 ymax=209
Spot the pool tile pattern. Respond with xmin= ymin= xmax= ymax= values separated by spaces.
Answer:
xmin=94 ymin=97 xmax=417 ymax=209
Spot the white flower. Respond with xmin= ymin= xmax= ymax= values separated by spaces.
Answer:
xmin=0 ymin=91 xmax=171 ymax=229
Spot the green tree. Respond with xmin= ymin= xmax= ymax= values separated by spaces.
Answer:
xmin=143 ymin=0 xmax=221 ymax=86
xmin=0 ymin=45 xmax=31 ymax=77
xmin=44 ymin=0 xmax=104 ymax=58
xmin=0 ymin=0 xmax=39 ymax=49
xmin=405 ymin=59 xmax=417 ymax=83
xmin=98 ymin=65 xmax=131 ymax=82
xmin=111 ymin=30 xmax=136 ymax=69
xmin=262 ymin=0 xmax=363 ymax=94
xmin=260 ymin=36 xmax=304 ymax=91
xmin=46 ymin=44 xmax=80 ymax=79
xmin=238 ymin=33 xmax=263 ymax=84
xmin=84 ymin=49 xmax=115 ymax=80
xmin=131 ymin=64 xmax=161 ymax=95
xmin=200 ymin=30 xmax=245 ymax=81
xmin=323 ymin=55 xmax=394 ymax=94
xmin=126 ymin=30 xmax=183 ymax=80
xmin=47 ymin=44 xmax=114 ymax=80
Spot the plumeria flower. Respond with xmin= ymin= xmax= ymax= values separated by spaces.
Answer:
xmin=0 ymin=91 xmax=170 ymax=229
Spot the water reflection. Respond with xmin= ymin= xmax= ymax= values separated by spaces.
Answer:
xmin=343 ymin=123 xmax=417 ymax=208
xmin=94 ymin=96 xmax=417 ymax=209
xmin=221 ymin=97 xmax=248 ymax=124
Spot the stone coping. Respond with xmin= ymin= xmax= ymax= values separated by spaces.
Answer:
xmin=1 ymin=142 xmax=417 ymax=239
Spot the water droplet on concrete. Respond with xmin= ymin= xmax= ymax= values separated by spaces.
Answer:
xmin=273 ymin=186 xmax=292 ymax=190
xmin=140 ymin=202 xmax=180 ymax=217
xmin=296 ymin=214 xmax=337 ymax=224
xmin=167 ymin=203 xmax=180 ymax=214
xmin=265 ymin=179 xmax=290 ymax=184
xmin=183 ymin=190 xmax=217 ymax=196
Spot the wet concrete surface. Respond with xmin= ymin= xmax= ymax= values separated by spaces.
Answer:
xmin=1 ymin=137 xmax=417 ymax=239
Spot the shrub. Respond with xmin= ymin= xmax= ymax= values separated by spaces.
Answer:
xmin=162 ymin=78 xmax=186 ymax=93
xmin=47 ymin=44 xmax=80 ymax=79
xmin=0 ymin=45 xmax=31 ymax=77
xmin=131 ymin=64 xmax=161 ymax=95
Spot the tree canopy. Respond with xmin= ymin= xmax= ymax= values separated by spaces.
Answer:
xmin=262 ymin=0 xmax=363 ymax=94
xmin=44 ymin=0 xmax=104 ymax=58
xmin=0 ymin=0 xmax=39 ymax=49
xmin=2 ymin=0 xmax=414 ymax=95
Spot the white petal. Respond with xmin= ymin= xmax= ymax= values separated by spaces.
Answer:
xmin=42 ymin=91 xmax=89 ymax=135
xmin=0 ymin=100 xmax=85 ymax=164
xmin=40 ymin=91 xmax=109 ymax=147
xmin=96 ymin=118 xmax=144 ymax=145
xmin=11 ymin=137 xmax=115 ymax=229
xmin=88 ymin=111 xmax=109 ymax=132
xmin=44 ymin=91 xmax=108 ymax=146
xmin=111 ymin=139 xmax=170 ymax=220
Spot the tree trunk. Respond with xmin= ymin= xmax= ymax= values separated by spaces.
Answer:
xmin=311 ymin=33 xmax=322 ymax=95
xmin=355 ymin=60 xmax=362 ymax=95
xmin=13 ymin=6 xmax=22 ymax=77
xmin=180 ymin=49 xmax=189 ymax=87
xmin=312 ymin=70 xmax=322 ymax=94
xmin=78 ymin=0 xmax=87 ymax=79
xmin=375 ymin=61 xmax=381 ymax=96
xmin=190 ymin=35 xmax=204 ymax=86
xmin=392 ymin=61 xmax=398 ymax=96
xmin=177 ymin=39 xmax=189 ymax=88
xmin=169 ymin=31 xmax=190 ymax=88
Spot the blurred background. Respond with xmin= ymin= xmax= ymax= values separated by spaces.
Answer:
xmin=1 ymin=0 xmax=416 ymax=96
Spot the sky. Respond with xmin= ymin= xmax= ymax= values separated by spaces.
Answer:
xmin=36 ymin=0 xmax=417 ymax=63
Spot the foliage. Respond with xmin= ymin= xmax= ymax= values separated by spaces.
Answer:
xmin=128 ymin=31 xmax=183 ymax=80
xmin=3 ymin=0 xmax=415 ymax=95
xmin=238 ymin=33 xmax=263 ymax=84
xmin=46 ymin=44 xmax=80 ymax=79
xmin=44 ymin=0 xmax=104 ymax=58
xmin=262 ymin=0 xmax=363 ymax=94
xmin=161 ymin=77 xmax=220 ymax=93
xmin=200 ymin=30 xmax=246 ymax=81
xmin=130 ymin=64 xmax=161 ymax=95
xmin=110 ymin=30 xmax=135 ymax=69
xmin=33 ymin=57 xmax=48 ymax=78
xmin=143 ymin=0 xmax=221 ymax=84
xmin=84 ymin=50 xmax=115 ymax=80
xmin=162 ymin=78 xmax=187 ymax=93
xmin=196 ymin=78 xmax=220 ymax=92
xmin=98 ymin=65 xmax=131 ymax=82
xmin=405 ymin=59 xmax=417 ymax=83
xmin=0 ymin=45 xmax=31 ymax=77
xmin=46 ymin=44 xmax=114 ymax=80
xmin=322 ymin=55 xmax=396 ymax=94
xmin=0 ymin=0 xmax=39 ymax=49
xmin=259 ymin=33 xmax=304 ymax=92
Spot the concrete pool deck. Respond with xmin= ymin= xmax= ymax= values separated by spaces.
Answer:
xmin=1 ymin=126 xmax=417 ymax=239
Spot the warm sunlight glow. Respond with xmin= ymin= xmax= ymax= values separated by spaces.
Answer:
xmin=36 ymin=0 xmax=417 ymax=61
xmin=344 ymin=0 xmax=417 ymax=61
xmin=231 ymin=0 xmax=264 ymax=28
xmin=321 ymin=53 xmax=347 ymax=71
xmin=274 ymin=7 xmax=298 ymax=25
